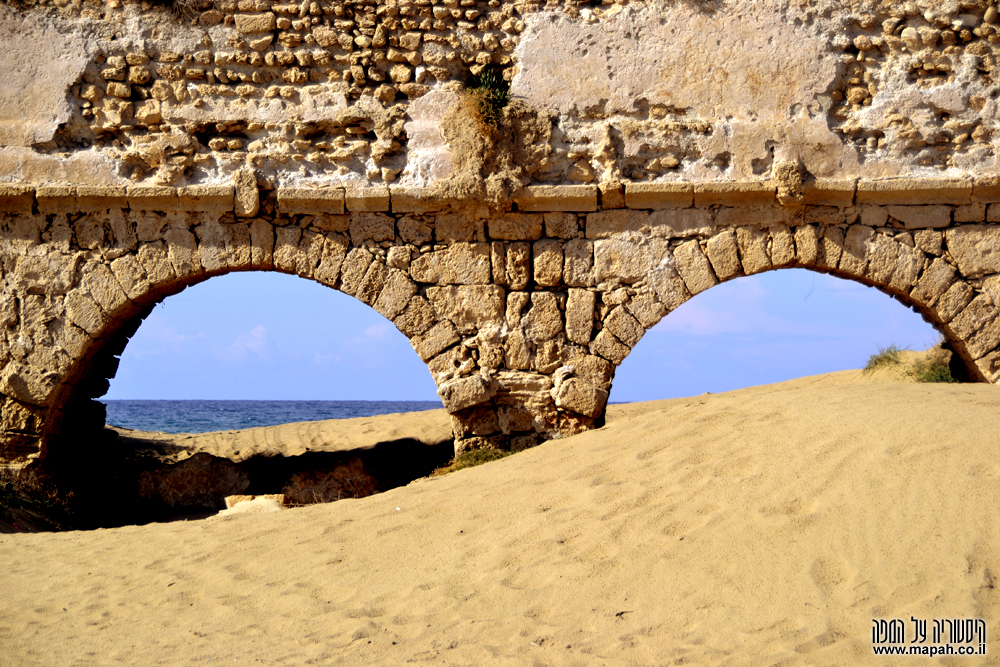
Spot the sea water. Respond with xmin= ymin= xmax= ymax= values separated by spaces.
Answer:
xmin=101 ymin=400 xmax=443 ymax=434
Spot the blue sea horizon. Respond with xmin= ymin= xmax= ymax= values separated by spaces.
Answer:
xmin=101 ymin=399 xmax=444 ymax=434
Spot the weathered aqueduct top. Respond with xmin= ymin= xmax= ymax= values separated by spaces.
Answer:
xmin=5 ymin=0 xmax=1000 ymax=516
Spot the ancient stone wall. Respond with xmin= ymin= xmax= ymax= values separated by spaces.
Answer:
xmin=4 ymin=176 xmax=1000 ymax=489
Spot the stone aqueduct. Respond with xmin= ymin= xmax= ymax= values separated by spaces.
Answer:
xmin=5 ymin=0 xmax=1000 ymax=498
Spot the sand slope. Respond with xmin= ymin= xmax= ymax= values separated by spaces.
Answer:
xmin=3 ymin=373 xmax=1000 ymax=665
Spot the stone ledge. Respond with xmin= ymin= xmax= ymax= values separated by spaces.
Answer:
xmin=276 ymin=187 xmax=345 ymax=215
xmin=126 ymin=185 xmax=181 ymax=211
xmin=624 ymin=182 xmax=694 ymax=210
xmin=972 ymin=176 xmax=1000 ymax=203
xmin=694 ymin=182 xmax=776 ymax=207
xmin=76 ymin=186 xmax=128 ymax=210
xmin=178 ymin=185 xmax=235 ymax=212
xmin=36 ymin=185 xmax=78 ymax=214
xmin=345 ymin=186 xmax=390 ymax=212
xmin=514 ymin=185 xmax=598 ymax=212
xmin=390 ymin=186 xmax=446 ymax=214
xmin=802 ymin=179 xmax=856 ymax=207
xmin=856 ymin=178 xmax=972 ymax=205
xmin=0 ymin=184 xmax=35 ymax=214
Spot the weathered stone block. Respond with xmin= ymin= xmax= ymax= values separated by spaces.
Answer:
xmin=735 ymin=227 xmax=772 ymax=275
xmin=163 ymin=227 xmax=202 ymax=278
xmin=604 ymin=306 xmax=643 ymax=347
xmin=349 ymin=213 xmax=394 ymax=245
xmin=81 ymin=264 xmax=129 ymax=314
xmin=398 ymin=215 xmax=433 ymax=245
xmin=411 ymin=320 xmax=460 ymax=361
xmin=839 ymin=225 xmax=874 ymax=276
xmin=802 ymin=179 xmax=856 ymax=207
xmin=64 ymin=291 xmax=107 ymax=337
xmin=394 ymin=296 xmax=436 ymax=337
xmin=945 ymin=226 xmax=1000 ymax=278
xmin=522 ymin=292 xmax=563 ymax=342
xmin=235 ymin=12 xmax=276 ymax=33
xmin=716 ymin=206 xmax=786 ymax=228
xmin=356 ymin=260 xmax=388 ymax=306
xmin=506 ymin=242 xmax=531 ymax=290
xmin=624 ymin=182 xmax=694 ymax=209
xmin=955 ymin=203 xmax=986 ymax=223
xmin=705 ymin=230 xmax=741 ymax=281
xmin=552 ymin=378 xmax=609 ymax=418
xmin=937 ymin=282 xmax=974 ymax=323
xmin=514 ymin=185 xmax=598 ymax=212
xmin=273 ymin=226 xmax=302 ymax=274
xmin=276 ymin=187 xmax=345 ymax=215
xmin=950 ymin=294 xmax=998 ymax=339
xmin=590 ymin=329 xmax=630 ymax=365
xmin=36 ymin=185 xmax=76 ymax=214
xmin=770 ymin=225 xmax=796 ymax=266
xmin=544 ymin=212 xmax=579 ymax=239
xmin=563 ymin=239 xmax=594 ymax=287
xmin=911 ymin=258 xmax=957 ymax=308
xmin=437 ymin=373 xmax=495 ymax=412
xmin=76 ymin=186 xmax=127 ymax=211
xmin=856 ymin=178 xmax=971 ymax=205
xmin=694 ymin=182 xmax=776 ymax=207
xmin=586 ymin=209 xmax=650 ymax=239
xmin=885 ymin=205 xmax=952 ymax=229
xmin=489 ymin=213 xmax=544 ymax=241
xmin=390 ymin=186 xmax=446 ymax=214
xmin=593 ymin=237 xmax=649 ymax=283
xmin=345 ymin=187 xmax=390 ymax=212
xmin=794 ymin=225 xmax=819 ymax=265
xmin=339 ymin=247 xmax=374 ymax=296
xmin=249 ymin=219 xmax=274 ymax=268
xmin=0 ymin=185 xmax=34 ymax=214
xmin=914 ymin=229 xmax=943 ymax=255
xmin=565 ymin=289 xmax=595 ymax=345
xmin=866 ymin=233 xmax=899 ymax=286
xmin=888 ymin=244 xmax=924 ymax=293
xmin=966 ymin=316 xmax=1000 ymax=359
xmin=533 ymin=239 xmax=563 ymax=286
xmin=373 ymin=269 xmax=418 ymax=320
xmin=816 ymin=226 xmax=844 ymax=270
xmin=435 ymin=213 xmax=481 ymax=243
xmin=673 ymin=240 xmax=717 ymax=294
xmin=233 ymin=169 xmax=259 ymax=217
xmin=506 ymin=291 xmax=530 ymax=328
xmin=409 ymin=243 xmax=491 ymax=285
xmin=109 ymin=255 xmax=150 ymax=301
xmin=599 ymin=182 xmax=625 ymax=209
xmin=426 ymin=285 xmax=506 ymax=333
xmin=565 ymin=354 xmax=614 ymax=389
xmin=649 ymin=208 xmax=714 ymax=238
xmin=627 ymin=291 xmax=668 ymax=328
xmin=504 ymin=329 xmax=530 ymax=370
xmin=136 ymin=241 xmax=176 ymax=286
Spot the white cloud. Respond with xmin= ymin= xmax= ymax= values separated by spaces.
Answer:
xmin=218 ymin=324 xmax=270 ymax=362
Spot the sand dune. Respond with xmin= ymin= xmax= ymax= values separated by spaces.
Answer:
xmin=2 ymin=368 xmax=999 ymax=665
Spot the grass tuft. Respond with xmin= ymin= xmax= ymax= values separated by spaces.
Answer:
xmin=863 ymin=344 xmax=904 ymax=375
xmin=432 ymin=448 xmax=512 ymax=476
xmin=908 ymin=352 xmax=960 ymax=383
xmin=466 ymin=67 xmax=510 ymax=130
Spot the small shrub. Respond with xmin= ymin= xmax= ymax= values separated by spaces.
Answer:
xmin=466 ymin=67 xmax=510 ymax=130
xmin=909 ymin=354 xmax=959 ymax=383
xmin=432 ymin=448 xmax=512 ymax=476
xmin=863 ymin=344 xmax=903 ymax=374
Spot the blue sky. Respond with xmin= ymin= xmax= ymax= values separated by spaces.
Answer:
xmin=104 ymin=269 xmax=940 ymax=402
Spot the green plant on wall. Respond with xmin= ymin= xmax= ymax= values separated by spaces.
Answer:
xmin=467 ymin=67 xmax=510 ymax=130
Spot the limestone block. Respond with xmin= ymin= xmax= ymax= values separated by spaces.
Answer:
xmin=565 ymin=289 xmax=595 ymax=345
xmin=504 ymin=329 xmax=531 ymax=370
xmin=398 ymin=216 xmax=433 ymax=245
xmin=233 ymin=169 xmax=259 ymax=218
xmin=276 ymin=188 xmax=345 ymax=215
xmin=593 ymin=237 xmax=649 ymax=283
xmin=937 ymin=282 xmax=974 ymax=323
xmin=911 ymin=258 xmax=956 ymax=308
xmin=839 ymin=225 xmax=874 ymax=276
xmin=235 ymin=12 xmax=277 ymax=33
xmin=794 ymin=225 xmax=819 ymax=265
xmin=888 ymin=244 xmax=924 ymax=294
xmin=436 ymin=214 xmax=481 ymax=243
xmin=345 ymin=187 xmax=390 ymax=212
xmin=356 ymin=259 xmax=389 ymax=306
xmin=590 ymin=329 xmax=630 ymax=365
xmin=109 ymin=255 xmax=150 ymax=301
xmin=673 ymin=240 xmax=717 ymax=294
xmin=11 ymin=253 xmax=79 ymax=295
xmin=974 ymin=350 xmax=1000 ymax=383
xmin=604 ymin=306 xmax=643 ymax=347
xmin=950 ymin=294 xmax=998 ymax=340
xmin=309 ymin=215 xmax=351 ymax=234
xmin=522 ymin=292 xmax=563 ymax=342
xmin=533 ymin=239 xmax=563 ymax=286
xmin=506 ymin=242 xmax=531 ymax=290
xmin=176 ymin=185 xmax=233 ymax=213
xmin=536 ymin=339 xmax=565 ymax=374
xmin=599 ymin=182 xmax=625 ymax=209
xmin=694 ymin=182 xmax=776 ymax=207
xmin=410 ymin=243 xmax=491 ymax=285
xmin=411 ymin=320 xmax=460 ymax=361
xmin=488 ymin=212 xmax=545 ymax=242
xmin=81 ymin=264 xmax=129 ymax=314
xmin=856 ymin=178 xmax=971 ymax=205
xmin=195 ymin=219 xmax=229 ymax=273
xmin=586 ymin=209 xmax=650 ymax=239
xmin=627 ymin=291 xmax=668 ymax=329
xmin=506 ymin=291 xmax=530 ymax=329
xmin=624 ymin=182 xmax=694 ymax=209
xmin=815 ymin=226 xmax=844 ymax=270
xmin=163 ymin=228 xmax=202 ymax=278
xmin=806 ymin=206 xmax=847 ymax=226
xmin=735 ymin=227 xmax=772 ymax=275
xmin=390 ymin=186 xmax=446 ymax=214
xmin=973 ymin=176 xmax=1000 ymax=203
xmin=945 ymin=226 xmax=1000 ymax=278
xmin=650 ymin=208 xmax=714 ymax=238
xmin=0 ymin=362 xmax=59 ymax=407
xmin=426 ymin=285 xmax=506 ymax=333
xmin=136 ymin=241 xmax=176 ymax=286
xmin=802 ymin=179 xmax=856 ymax=207
xmin=716 ymin=206 xmax=786 ymax=229
xmin=350 ymin=213 xmax=394 ymax=245
xmin=866 ymin=233 xmax=899 ymax=286
xmin=294 ymin=229 xmax=325 ymax=278
xmin=339 ymin=247 xmax=374 ymax=296
xmin=224 ymin=223 xmax=252 ymax=270
xmin=312 ymin=234 xmax=349 ymax=287
xmin=394 ymin=296 xmax=436 ymax=337
xmin=914 ymin=229 xmax=943 ymax=255
xmin=35 ymin=185 xmax=76 ymax=214
xmin=705 ymin=231 xmax=741 ymax=281
xmin=273 ymin=226 xmax=303 ymax=274
xmin=544 ymin=213 xmax=579 ymax=239
xmin=428 ymin=345 xmax=476 ymax=385
xmin=514 ymin=185 xmax=598 ymax=212
xmin=249 ymin=219 xmax=274 ymax=269
xmin=552 ymin=378 xmax=609 ymax=418
xmin=490 ymin=242 xmax=507 ymax=285
xmin=75 ymin=186 xmax=127 ymax=211
xmin=955 ymin=203 xmax=986 ymax=223
xmin=885 ymin=205 xmax=952 ymax=230
xmin=860 ymin=205 xmax=888 ymax=228
xmin=563 ymin=239 xmax=594 ymax=287
xmin=565 ymin=354 xmax=614 ymax=389
xmin=770 ymin=225 xmax=796 ymax=267
xmin=0 ymin=185 xmax=33 ymax=214
xmin=966 ymin=317 xmax=1000 ymax=359
xmin=386 ymin=246 xmax=411 ymax=270
xmin=64 ymin=291 xmax=107 ymax=337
